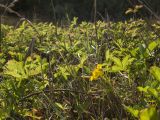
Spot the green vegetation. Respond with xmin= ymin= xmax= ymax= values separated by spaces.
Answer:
xmin=0 ymin=18 xmax=160 ymax=119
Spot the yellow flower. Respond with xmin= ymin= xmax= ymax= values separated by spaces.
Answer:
xmin=96 ymin=64 xmax=103 ymax=69
xmin=90 ymin=64 xmax=103 ymax=81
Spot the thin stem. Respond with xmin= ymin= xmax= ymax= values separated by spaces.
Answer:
xmin=20 ymin=89 xmax=87 ymax=101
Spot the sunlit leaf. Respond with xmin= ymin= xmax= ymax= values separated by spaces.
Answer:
xmin=79 ymin=53 xmax=88 ymax=67
xmin=148 ymin=41 xmax=158 ymax=52
xmin=124 ymin=106 xmax=139 ymax=118
xmin=111 ymin=65 xmax=122 ymax=72
xmin=55 ymin=102 xmax=65 ymax=110
xmin=150 ymin=66 xmax=160 ymax=82
xmin=130 ymin=48 xmax=139 ymax=57
xmin=135 ymin=5 xmax=143 ymax=10
xmin=112 ymin=57 xmax=122 ymax=67
xmin=122 ymin=56 xmax=130 ymax=69
xmin=105 ymin=50 xmax=110 ymax=61
xmin=125 ymin=8 xmax=134 ymax=14
xmin=4 ymin=60 xmax=27 ymax=79
xmin=147 ymin=88 xmax=160 ymax=102
xmin=139 ymin=107 xmax=158 ymax=120
xmin=137 ymin=86 xmax=150 ymax=93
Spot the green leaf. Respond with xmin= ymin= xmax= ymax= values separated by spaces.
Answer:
xmin=79 ymin=53 xmax=88 ymax=67
xmin=130 ymin=48 xmax=139 ymax=57
xmin=56 ymin=66 xmax=70 ymax=80
xmin=139 ymin=107 xmax=158 ymax=120
xmin=124 ymin=106 xmax=139 ymax=118
xmin=4 ymin=60 xmax=27 ymax=79
xmin=112 ymin=57 xmax=122 ymax=67
xmin=139 ymin=44 xmax=147 ymax=57
xmin=55 ymin=102 xmax=65 ymax=110
xmin=25 ymin=55 xmax=48 ymax=76
xmin=26 ymin=65 xmax=42 ymax=76
xmin=148 ymin=41 xmax=158 ymax=52
xmin=122 ymin=56 xmax=130 ymax=70
xmin=111 ymin=65 xmax=122 ymax=72
xmin=137 ymin=86 xmax=149 ymax=93
xmin=105 ymin=50 xmax=110 ymax=61
xmin=150 ymin=66 xmax=160 ymax=82
xmin=147 ymin=88 xmax=160 ymax=102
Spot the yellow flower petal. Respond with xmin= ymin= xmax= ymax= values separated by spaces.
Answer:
xmin=89 ymin=64 xmax=104 ymax=81
xmin=97 ymin=64 xmax=103 ymax=69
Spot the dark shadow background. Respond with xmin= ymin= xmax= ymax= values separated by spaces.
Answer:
xmin=1 ymin=0 xmax=160 ymax=22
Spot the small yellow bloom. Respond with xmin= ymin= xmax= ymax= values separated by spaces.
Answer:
xmin=96 ymin=64 xmax=103 ymax=69
xmin=90 ymin=64 xmax=103 ymax=81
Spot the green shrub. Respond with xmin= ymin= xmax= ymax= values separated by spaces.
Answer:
xmin=0 ymin=18 xmax=160 ymax=119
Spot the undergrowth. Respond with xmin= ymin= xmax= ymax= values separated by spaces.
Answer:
xmin=0 ymin=18 xmax=160 ymax=119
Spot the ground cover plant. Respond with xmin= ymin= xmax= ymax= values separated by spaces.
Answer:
xmin=0 ymin=18 xmax=160 ymax=119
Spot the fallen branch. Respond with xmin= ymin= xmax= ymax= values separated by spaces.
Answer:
xmin=0 ymin=3 xmax=22 ymax=18
xmin=20 ymin=89 xmax=87 ymax=101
